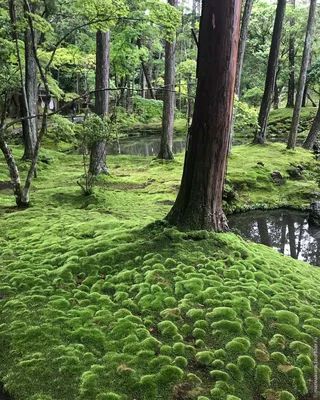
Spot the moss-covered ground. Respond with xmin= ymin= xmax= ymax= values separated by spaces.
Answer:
xmin=1 ymin=140 xmax=320 ymax=400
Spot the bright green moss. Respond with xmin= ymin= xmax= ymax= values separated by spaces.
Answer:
xmin=226 ymin=363 xmax=243 ymax=382
xmin=173 ymin=356 xmax=188 ymax=369
xmin=212 ymin=359 xmax=225 ymax=369
xmin=276 ymin=324 xmax=302 ymax=340
xmin=255 ymin=365 xmax=272 ymax=388
xmin=158 ymin=365 xmax=184 ymax=384
xmin=211 ymin=320 xmax=242 ymax=335
xmin=157 ymin=320 xmax=178 ymax=338
xmin=269 ymin=334 xmax=286 ymax=350
xmin=276 ymin=311 xmax=299 ymax=326
xmin=196 ymin=351 xmax=215 ymax=366
xmin=302 ymin=324 xmax=320 ymax=336
xmin=296 ymin=354 xmax=312 ymax=368
xmin=207 ymin=307 xmax=237 ymax=321
xmin=225 ymin=337 xmax=250 ymax=353
xmin=289 ymin=341 xmax=312 ymax=355
xmin=287 ymin=367 xmax=308 ymax=394
xmin=186 ymin=308 xmax=204 ymax=320
xmin=270 ymin=352 xmax=287 ymax=364
xmin=279 ymin=391 xmax=295 ymax=400
xmin=245 ymin=317 xmax=263 ymax=337
xmin=210 ymin=370 xmax=230 ymax=382
xmin=237 ymin=356 xmax=256 ymax=372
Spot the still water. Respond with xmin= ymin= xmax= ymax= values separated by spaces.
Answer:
xmin=228 ymin=209 xmax=320 ymax=266
xmin=108 ymin=136 xmax=186 ymax=156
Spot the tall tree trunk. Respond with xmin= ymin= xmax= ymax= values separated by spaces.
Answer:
xmin=253 ymin=0 xmax=286 ymax=144
xmin=229 ymin=0 xmax=254 ymax=153
xmin=89 ymin=30 xmax=110 ymax=175
xmin=287 ymin=0 xmax=317 ymax=150
xmin=158 ymin=0 xmax=178 ymax=160
xmin=22 ymin=6 xmax=38 ymax=161
xmin=286 ymin=0 xmax=295 ymax=108
xmin=302 ymin=100 xmax=320 ymax=149
xmin=234 ymin=0 xmax=254 ymax=97
xmin=186 ymin=74 xmax=193 ymax=128
xmin=167 ymin=0 xmax=242 ymax=232
xmin=257 ymin=218 xmax=271 ymax=247
xmin=274 ymin=80 xmax=280 ymax=110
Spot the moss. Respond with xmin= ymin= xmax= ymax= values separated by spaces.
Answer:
xmin=158 ymin=365 xmax=184 ymax=384
xmin=289 ymin=341 xmax=312 ymax=355
xmin=245 ymin=317 xmax=263 ymax=337
xmin=270 ymin=352 xmax=287 ymax=364
xmin=211 ymin=320 xmax=242 ymax=335
xmin=276 ymin=311 xmax=299 ymax=326
xmin=157 ymin=320 xmax=178 ymax=338
xmin=237 ymin=356 xmax=256 ymax=372
xmin=255 ymin=365 xmax=272 ymax=388
xmin=195 ymin=351 xmax=215 ymax=366
xmin=225 ymin=337 xmax=250 ymax=353
xmin=210 ymin=370 xmax=230 ymax=382
xmin=287 ymin=367 xmax=308 ymax=395
xmin=207 ymin=307 xmax=237 ymax=321
xmin=279 ymin=391 xmax=295 ymax=400
xmin=269 ymin=334 xmax=286 ymax=350
xmin=226 ymin=363 xmax=243 ymax=382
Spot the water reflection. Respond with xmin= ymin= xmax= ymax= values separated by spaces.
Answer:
xmin=108 ymin=136 xmax=186 ymax=156
xmin=228 ymin=209 xmax=320 ymax=266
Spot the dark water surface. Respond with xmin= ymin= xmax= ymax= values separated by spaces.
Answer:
xmin=108 ymin=136 xmax=186 ymax=156
xmin=0 ymin=384 xmax=12 ymax=400
xmin=228 ymin=209 xmax=320 ymax=266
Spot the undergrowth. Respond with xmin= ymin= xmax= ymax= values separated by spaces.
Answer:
xmin=0 ymin=139 xmax=320 ymax=399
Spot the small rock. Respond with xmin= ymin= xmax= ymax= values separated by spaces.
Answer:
xmin=271 ymin=171 xmax=284 ymax=186
xmin=257 ymin=162 xmax=264 ymax=166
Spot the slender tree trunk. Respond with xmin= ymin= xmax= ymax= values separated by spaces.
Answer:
xmin=286 ymin=0 xmax=295 ymax=108
xmin=89 ymin=30 xmax=110 ymax=175
xmin=167 ymin=0 xmax=242 ymax=232
xmin=141 ymin=61 xmax=155 ymax=99
xmin=22 ymin=3 xmax=38 ymax=161
xmin=186 ymin=74 xmax=193 ymax=128
xmin=253 ymin=0 xmax=286 ymax=144
xmin=287 ymin=0 xmax=317 ymax=150
xmin=274 ymin=80 xmax=280 ymax=110
xmin=302 ymin=100 xmax=320 ymax=149
xmin=234 ymin=0 xmax=254 ymax=97
xmin=158 ymin=0 xmax=178 ymax=160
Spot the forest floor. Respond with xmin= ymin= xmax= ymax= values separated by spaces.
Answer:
xmin=1 ymin=142 xmax=320 ymax=400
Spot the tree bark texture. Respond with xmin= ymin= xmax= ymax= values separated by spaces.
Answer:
xmin=235 ymin=0 xmax=254 ymax=97
xmin=158 ymin=0 xmax=178 ymax=160
xmin=89 ymin=30 xmax=110 ymax=175
xmin=253 ymin=0 xmax=286 ymax=144
xmin=286 ymin=0 xmax=295 ymax=108
xmin=287 ymin=0 xmax=317 ymax=150
xmin=303 ymin=100 xmax=320 ymax=150
xmin=22 ymin=11 xmax=38 ymax=161
xmin=166 ymin=0 xmax=242 ymax=232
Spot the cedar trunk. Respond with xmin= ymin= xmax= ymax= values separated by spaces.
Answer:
xmin=287 ymin=0 xmax=317 ymax=150
xmin=166 ymin=0 xmax=242 ymax=232
xmin=253 ymin=0 xmax=286 ymax=144
xmin=22 ymin=22 xmax=38 ymax=160
xmin=302 ymin=100 xmax=320 ymax=150
xmin=286 ymin=0 xmax=295 ymax=108
xmin=158 ymin=0 xmax=178 ymax=160
xmin=89 ymin=30 xmax=110 ymax=175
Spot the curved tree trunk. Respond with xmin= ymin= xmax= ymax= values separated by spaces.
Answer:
xmin=89 ymin=30 xmax=110 ymax=175
xmin=286 ymin=0 xmax=295 ymax=108
xmin=287 ymin=0 xmax=317 ymax=150
xmin=158 ymin=0 xmax=178 ymax=160
xmin=167 ymin=0 xmax=242 ymax=232
xmin=253 ymin=0 xmax=286 ymax=144
xmin=302 ymin=100 xmax=320 ymax=150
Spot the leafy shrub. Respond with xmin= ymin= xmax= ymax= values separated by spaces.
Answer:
xmin=133 ymin=96 xmax=163 ymax=122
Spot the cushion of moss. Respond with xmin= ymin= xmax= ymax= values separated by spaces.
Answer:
xmin=1 ymin=146 xmax=320 ymax=399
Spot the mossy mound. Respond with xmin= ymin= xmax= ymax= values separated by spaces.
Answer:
xmin=1 ymin=142 xmax=320 ymax=400
xmin=1 ymin=219 xmax=320 ymax=399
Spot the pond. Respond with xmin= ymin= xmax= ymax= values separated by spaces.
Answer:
xmin=108 ymin=135 xmax=187 ymax=156
xmin=228 ymin=209 xmax=320 ymax=266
